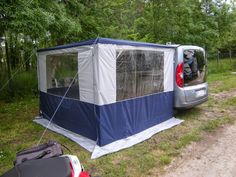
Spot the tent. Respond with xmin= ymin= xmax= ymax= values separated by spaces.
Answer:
xmin=35 ymin=38 xmax=183 ymax=159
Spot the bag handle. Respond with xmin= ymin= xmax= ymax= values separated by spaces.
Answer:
xmin=61 ymin=143 xmax=72 ymax=154
xmin=21 ymin=150 xmax=51 ymax=163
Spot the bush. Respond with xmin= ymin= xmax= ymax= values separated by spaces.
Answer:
xmin=0 ymin=69 xmax=38 ymax=101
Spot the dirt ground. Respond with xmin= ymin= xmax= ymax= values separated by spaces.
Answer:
xmin=163 ymin=123 xmax=236 ymax=177
xmin=162 ymin=90 xmax=236 ymax=177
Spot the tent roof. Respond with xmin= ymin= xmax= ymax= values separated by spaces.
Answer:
xmin=37 ymin=37 xmax=176 ymax=52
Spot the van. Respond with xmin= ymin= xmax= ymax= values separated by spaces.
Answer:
xmin=174 ymin=45 xmax=208 ymax=109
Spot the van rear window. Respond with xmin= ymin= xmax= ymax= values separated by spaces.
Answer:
xmin=183 ymin=49 xmax=206 ymax=86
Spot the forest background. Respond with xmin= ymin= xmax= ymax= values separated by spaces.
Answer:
xmin=0 ymin=0 xmax=236 ymax=99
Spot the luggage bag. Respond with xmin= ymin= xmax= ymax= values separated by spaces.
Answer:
xmin=14 ymin=140 xmax=63 ymax=165
xmin=1 ymin=156 xmax=72 ymax=177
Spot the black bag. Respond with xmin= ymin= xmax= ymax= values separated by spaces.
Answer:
xmin=14 ymin=140 xmax=63 ymax=165
xmin=1 ymin=157 xmax=71 ymax=177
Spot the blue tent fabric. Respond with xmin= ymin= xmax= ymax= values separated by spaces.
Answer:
xmin=40 ymin=92 xmax=99 ymax=141
xmin=37 ymin=37 xmax=176 ymax=52
xmin=97 ymin=91 xmax=173 ymax=146
xmin=40 ymin=91 xmax=173 ymax=146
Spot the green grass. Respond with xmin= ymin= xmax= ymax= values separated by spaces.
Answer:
xmin=225 ymin=97 xmax=236 ymax=106
xmin=200 ymin=116 xmax=234 ymax=132
xmin=174 ymin=130 xmax=201 ymax=150
xmin=208 ymin=58 xmax=236 ymax=74
xmin=158 ymin=142 xmax=171 ymax=151
xmin=0 ymin=58 xmax=236 ymax=176
xmin=159 ymin=155 xmax=171 ymax=165
xmin=207 ymin=58 xmax=236 ymax=93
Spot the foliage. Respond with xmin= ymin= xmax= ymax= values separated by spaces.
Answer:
xmin=0 ymin=0 xmax=236 ymax=98
xmin=0 ymin=69 xmax=38 ymax=100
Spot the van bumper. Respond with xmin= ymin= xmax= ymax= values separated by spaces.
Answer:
xmin=174 ymin=95 xmax=208 ymax=109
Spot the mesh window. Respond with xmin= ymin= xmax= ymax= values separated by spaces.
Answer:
xmin=116 ymin=50 xmax=164 ymax=101
xmin=46 ymin=53 xmax=79 ymax=99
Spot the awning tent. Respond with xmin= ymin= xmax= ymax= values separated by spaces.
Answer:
xmin=35 ymin=38 xmax=183 ymax=159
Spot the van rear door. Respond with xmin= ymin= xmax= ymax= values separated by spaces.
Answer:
xmin=183 ymin=48 xmax=207 ymax=103
xmin=174 ymin=45 xmax=208 ymax=109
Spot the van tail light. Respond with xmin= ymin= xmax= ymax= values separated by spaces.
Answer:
xmin=176 ymin=62 xmax=183 ymax=88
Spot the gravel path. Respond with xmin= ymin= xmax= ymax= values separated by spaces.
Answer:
xmin=163 ymin=122 xmax=236 ymax=177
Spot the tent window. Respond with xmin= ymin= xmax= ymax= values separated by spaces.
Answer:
xmin=116 ymin=50 xmax=164 ymax=101
xmin=46 ymin=53 xmax=79 ymax=99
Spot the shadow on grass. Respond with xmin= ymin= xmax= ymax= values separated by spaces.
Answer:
xmin=175 ymin=107 xmax=202 ymax=120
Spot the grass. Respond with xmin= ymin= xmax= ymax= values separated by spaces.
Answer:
xmin=208 ymin=58 xmax=236 ymax=74
xmin=0 ymin=58 xmax=236 ymax=176
xmin=159 ymin=155 xmax=171 ymax=165
xmin=225 ymin=97 xmax=236 ymax=106
xmin=174 ymin=130 xmax=201 ymax=150
xmin=200 ymin=116 xmax=233 ymax=132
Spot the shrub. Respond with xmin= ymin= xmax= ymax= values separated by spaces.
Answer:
xmin=0 ymin=69 xmax=38 ymax=101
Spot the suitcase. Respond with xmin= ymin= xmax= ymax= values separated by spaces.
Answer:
xmin=1 ymin=156 xmax=72 ymax=177
xmin=14 ymin=140 xmax=63 ymax=165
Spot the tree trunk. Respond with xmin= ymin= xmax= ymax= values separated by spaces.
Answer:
xmin=24 ymin=50 xmax=30 ymax=71
xmin=23 ymin=36 xmax=32 ymax=71
xmin=5 ymin=33 xmax=14 ymax=96
xmin=9 ymin=34 xmax=16 ymax=69
xmin=0 ymin=47 xmax=3 ymax=69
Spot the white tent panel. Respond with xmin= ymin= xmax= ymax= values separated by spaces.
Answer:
xmin=97 ymin=44 xmax=117 ymax=105
xmin=164 ymin=49 xmax=174 ymax=92
xmin=38 ymin=54 xmax=47 ymax=92
xmin=37 ymin=46 xmax=97 ymax=103
xmin=78 ymin=48 xmax=94 ymax=103
xmin=38 ymin=43 xmax=175 ymax=105
xmin=96 ymin=44 xmax=175 ymax=105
